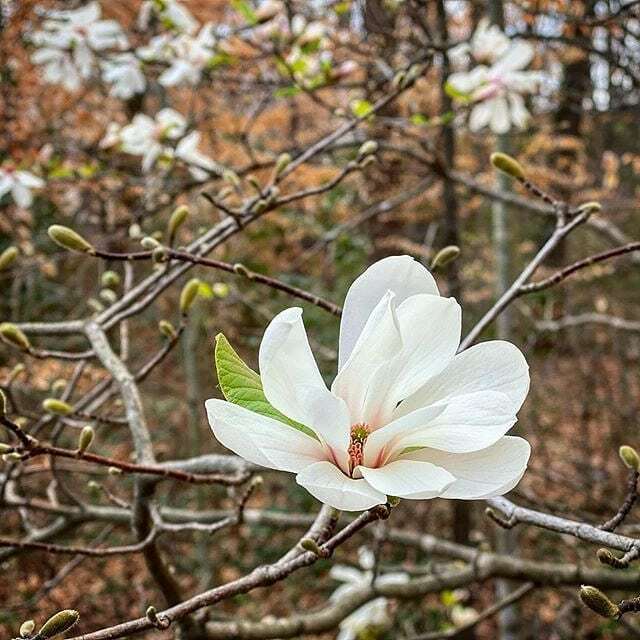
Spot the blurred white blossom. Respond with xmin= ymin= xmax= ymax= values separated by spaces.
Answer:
xmin=138 ymin=0 xmax=198 ymax=34
xmin=158 ymin=24 xmax=216 ymax=86
xmin=0 ymin=166 xmax=44 ymax=208
xmin=174 ymin=131 xmax=222 ymax=180
xmin=101 ymin=53 xmax=146 ymax=99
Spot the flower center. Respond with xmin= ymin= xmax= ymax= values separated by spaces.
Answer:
xmin=347 ymin=423 xmax=370 ymax=475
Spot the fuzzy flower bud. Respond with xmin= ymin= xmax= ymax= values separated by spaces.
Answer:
xmin=180 ymin=278 xmax=201 ymax=314
xmin=167 ymin=205 xmax=189 ymax=241
xmin=0 ymin=322 xmax=31 ymax=351
xmin=101 ymin=271 xmax=120 ymax=288
xmin=20 ymin=620 xmax=35 ymax=637
xmin=158 ymin=320 xmax=177 ymax=340
xmin=274 ymin=153 xmax=292 ymax=177
xmin=37 ymin=610 xmax=80 ymax=639
xmin=431 ymin=245 xmax=461 ymax=270
xmin=619 ymin=445 xmax=640 ymax=471
xmin=42 ymin=398 xmax=73 ymax=416
xmin=0 ymin=246 xmax=18 ymax=271
xmin=357 ymin=140 xmax=378 ymax=159
xmin=48 ymin=225 xmax=95 ymax=254
xmin=490 ymin=152 xmax=525 ymax=180
xmin=579 ymin=586 xmax=619 ymax=618
xmin=141 ymin=236 xmax=160 ymax=250
xmin=77 ymin=426 xmax=94 ymax=454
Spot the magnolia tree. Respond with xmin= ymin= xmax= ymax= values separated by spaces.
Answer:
xmin=1 ymin=1 xmax=640 ymax=639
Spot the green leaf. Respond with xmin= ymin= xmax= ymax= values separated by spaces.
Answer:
xmin=275 ymin=85 xmax=301 ymax=98
xmin=214 ymin=333 xmax=318 ymax=440
xmin=350 ymin=99 xmax=374 ymax=118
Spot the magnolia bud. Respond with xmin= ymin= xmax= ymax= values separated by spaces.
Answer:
xmin=431 ymin=245 xmax=461 ymax=270
xmin=42 ymin=398 xmax=73 ymax=416
xmin=141 ymin=236 xmax=160 ymax=250
xmin=619 ymin=445 xmax=640 ymax=471
xmin=359 ymin=155 xmax=377 ymax=168
xmin=179 ymin=278 xmax=201 ymax=314
xmin=3 ymin=452 xmax=21 ymax=462
xmin=252 ymin=198 xmax=268 ymax=214
xmin=577 ymin=201 xmax=602 ymax=214
xmin=108 ymin=466 xmax=122 ymax=475
xmin=0 ymin=322 xmax=31 ymax=351
xmin=51 ymin=379 xmax=67 ymax=396
xmin=129 ymin=223 xmax=142 ymax=239
xmin=87 ymin=480 xmax=101 ymax=498
xmin=579 ymin=585 xmax=619 ymax=618
xmin=223 ymin=169 xmax=241 ymax=188
xmin=99 ymin=288 xmax=117 ymax=304
xmin=101 ymin=270 xmax=121 ymax=288
xmin=0 ymin=443 xmax=13 ymax=453
xmin=37 ymin=610 xmax=80 ymax=639
xmin=77 ymin=426 xmax=94 ymax=454
xmin=0 ymin=246 xmax=18 ymax=271
xmin=20 ymin=620 xmax=35 ymax=637
xmin=233 ymin=263 xmax=252 ymax=279
xmin=300 ymin=537 xmax=323 ymax=556
xmin=490 ymin=152 xmax=525 ymax=180
xmin=274 ymin=153 xmax=292 ymax=177
xmin=48 ymin=225 xmax=95 ymax=254
xmin=158 ymin=320 xmax=177 ymax=339
xmin=0 ymin=388 xmax=6 ymax=417
xmin=152 ymin=247 xmax=169 ymax=264
xmin=357 ymin=140 xmax=378 ymax=159
xmin=168 ymin=205 xmax=189 ymax=240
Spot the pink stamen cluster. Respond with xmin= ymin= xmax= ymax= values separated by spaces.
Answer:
xmin=347 ymin=423 xmax=370 ymax=475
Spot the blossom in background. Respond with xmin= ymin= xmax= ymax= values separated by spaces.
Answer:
xmin=31 ymin=2 xmax=128 ymax=89
xmin=119 ymin=109 xmax=186 ymax=172
xmin=174 ymin=131 xmax=222 ymax=180
xmin=206 ymin=255 xmax=531 ymax=511
xmin=330 ymin=547 xmax=408 ymax=640
xmin=158 ymin=24 xmax=216 ymax=86
xmin=101 ymin=53 xmax=146 ymax=99
xmin=138 ymin=0 xmax=198 ymax=34
xmin=448 ymin=39 xmax=544 ymax=134
xmin=0 ymin=166 xmax=44 ymax=208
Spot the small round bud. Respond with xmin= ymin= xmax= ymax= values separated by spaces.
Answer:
xmin=87 ymin=480 xmax=101 ymax=498
xmin=223 ymin=169 xmax=241 ymax=187
xmin=141 ymin=236 xmax=160 ymax=250
xmin=108 ymin=466 xmax=123 ymax=475
xmin=48 ymin=225 xmax=95 ymax=254
xmin=37 ymin=610 xmax=80 ymax=639
xmin=212 ymin=282 xmax=229 ymax=298
xmin=300 ymin=537 xmax=323 ymax=555
xmin=274 ymin=153 xmax=292 ymax=177
xmin=619 ymin=445 xmax=640 ymax=471
xmin=77 ymin=425 xmax=94 ymax=454
xmin=579 ymin=585 xmax=619 ymax=618
xmin=0 ymin=246 xmax=18 ymax=271
xmin=99 ymin=288 xmax=117 ymax=304
xmin=577 ymin=201 xmax=602 ymax=214
xmin=51 ymin=379 xmax=67 ymax=396
xmin=179 ymin=278 xmax=201 ymax=314
xmin=357 ymin=140 xmax=378 ymax=159
xmin=20 ymin=620 xmax=35 ymax=637
xmin=158 ymin=320 xmax=177 ymax=339
xmin=42 ymin=398 xmax=73 ymax=416
xmin=129 ymin=223 xmax=142 ymax=239
xmin=87 ymin=298 xmax=104 ymax=313
xmin=167 ymin=205 xmax=189 ymax=240
xmin=0 ymin=322 xmax=31 ymax=351
xmin=430 ymin=245 xmax=461 ymax=270
xmin=233 ymin=263 xmax=252 ymax=279
xmin=490 ymin=152 xmax=525 ymax=180
xmin=252 ymin=198 xmax=268 ymax=214
xmin=2 ymin=452 xmax=22 ymax=462
xmin=101 ymin=270 xmax=121 ymax=288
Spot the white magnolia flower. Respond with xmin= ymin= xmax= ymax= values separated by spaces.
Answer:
xmin=31 ymin=1 xmax=128 ymax=89
xmin=448 ymin=18 xmax=510 ymax=69
xmin=448 ymin=41 xmax=544 ymax=134
xmin=0 ymin=166 xmax=44 ymax=208
xmin=138 ymin=0 xmax=198 ymax=34
xmin=330 ymin=547 xmax=407 ymax=640
xmin=101 ymin=53 xmax=146 ymax=99
xmin=158 ymin=24 xmax=216 ymax=86
xmin=99 ymin=122 xmax=123 ymax=149
xmin=119 ymin=108 xmax=187 ymax=172
xmin=206 ymin=255 xmax=531 ymax=511
xmin=174 ymin=131 xmax=222 ymax=180
xmin=136 ymin=33 xmax=174 ymax=62
xmin=451 ymin=605 xmax=479 ymax=628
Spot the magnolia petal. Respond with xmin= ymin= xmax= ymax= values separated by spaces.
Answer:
xmin=358 ymin=460 xmax=455 ymax=499
xmin=508 ymin=93 xmax=530 ymax=129
xmin=296 ymin=461 xmax=386 ymax=511
xmin=490 ymin=96 xmax=511 ymax=134
xmin=329 ymin=565 xmax=366 ymax=586
xmin=12 ymin=183 xmax=33 ymax=208
xmin=205 ymin=398 xmax=325 ymax=473
xmin=332 ymin=292 xmax=402 ymax=426
xmin=404 ymin=436 xmax=530 ymax=499
xmin=494 ymin=41 xmax=534 ymax=74
xmin=260 ymin=307 xmax=350 ymax=451
xmin=393 ymin=390 xmax=517 ymax=454
xmin=338 ymin=256 xmax=438 ymax=370
xmin=395 ymin=340 xmax=529 ymax=419
xmin=469 ymin=99 xmax=493 ymax=132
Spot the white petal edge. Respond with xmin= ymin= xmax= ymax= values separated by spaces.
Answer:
xmin=358 ymin=459 xmax=455 ymax=499
xmin=338 ymin=256 xmax=439 ymax=370
xmin=205 ymin=398 xmax=325 ymax=473
xmin=403 ymin=436 xmax=531 ymax=499
xmin=296 ymin=461 xmax=386 ymax=511
xmin=395 ymin=340 xmax=529 ymax=419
